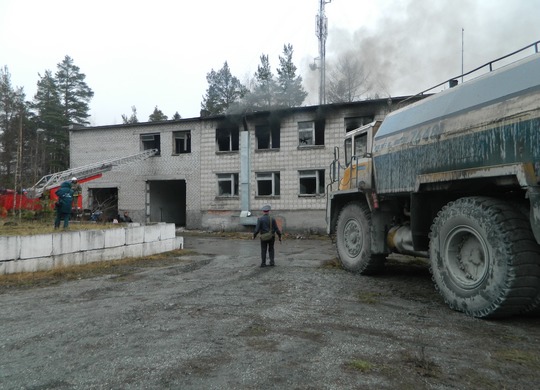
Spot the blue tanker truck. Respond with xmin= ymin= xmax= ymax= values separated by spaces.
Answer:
xmin=327 ymin=42 xmax=540 ymax=318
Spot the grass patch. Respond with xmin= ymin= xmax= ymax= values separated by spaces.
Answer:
xmin=0 ymin=249 xmax=194 ymax=292
xmin=0 ymin=219 xmax=125 ymax=236
xmin=345 ymin=359 xmax=374 ymax=372
xmin=321 ymin=257 xmax=342 ymax=269
xmin=357 ymin=291 xmax=383 ymax=304
xmin=403 ymin=346 xmax=441 ymax=378
xmin=493 ymin=349 xmax=540 ymax=368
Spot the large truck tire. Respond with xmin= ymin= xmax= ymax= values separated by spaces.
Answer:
xmin=335 ymin=202 xmax=385 ymax=275
xmin=429 ymin=197 xmax=540 ymax=318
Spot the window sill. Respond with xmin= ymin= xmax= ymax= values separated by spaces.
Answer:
xmin=171 ymin=152 xmax=191 ymax=156
xmin=215 ymin=196 xmax=239 ymax=200
xmin=255 ymin=148 xmax=280 ymax=153
xmin=216 ymin=150 xmax=239 ymax=155
xmin=297 ymin=145 xmax=325 ymax=150
xmin=255 ymin=196 xmax=280 ymax=199
xmin=298 ymin=194 xmax=325 ymax=197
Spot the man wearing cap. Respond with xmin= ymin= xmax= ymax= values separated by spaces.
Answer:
xmin=253 ymin=205 xmax=282 ymax=267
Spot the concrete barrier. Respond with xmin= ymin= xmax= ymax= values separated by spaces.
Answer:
xmin=0 ymin=223 xmax=184 ymax=275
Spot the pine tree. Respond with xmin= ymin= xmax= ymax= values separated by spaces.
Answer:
xmin=276 ymin=44 xmax=307 ymax=108
xmin=0 ymin=66 xmax=26 ymax=187
xmin=249 ymin=54 xmax=278 ymax=109
xmin=33 ymin=70 xmax=66 ymax=174
xmin=55 ymin=55 xmax=94 ymax=125
xmin=122 ymin=106 xmax=139 ymax=124
xmin=148 ymin=106 xmax=168 ymax=122
xmin=201 ymin=62 xmax=247 ymax=115
xmin=172 ymin=111 xmax=182 ymax=120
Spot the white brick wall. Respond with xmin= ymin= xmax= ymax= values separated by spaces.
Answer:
xmin=71 ymin=101 xmax=397 ymax=232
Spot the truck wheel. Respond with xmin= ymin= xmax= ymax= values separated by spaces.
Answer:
xmin=429 ymin=197 xmax=540 ymax=318
xmin=336 ymin=202 xmax=385 ymax=274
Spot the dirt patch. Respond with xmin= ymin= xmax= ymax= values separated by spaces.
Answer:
xmin=1 ymin=235 xmax=540 ymax=389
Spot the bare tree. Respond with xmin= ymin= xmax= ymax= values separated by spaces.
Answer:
xmin=326 ymin=52 xmax=371 ymax=103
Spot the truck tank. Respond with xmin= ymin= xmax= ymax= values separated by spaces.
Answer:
xmin=328 ymin=44 xmax=540 ymax=318
xmin=373 ymin=52 xmax=540 ymax=194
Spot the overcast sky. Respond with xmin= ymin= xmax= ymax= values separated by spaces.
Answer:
xmin=1 ymin=0 xmax=539 ymax=126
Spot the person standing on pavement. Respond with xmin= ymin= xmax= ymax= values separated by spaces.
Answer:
xmin=253 ymin=205 xmax=282 ymax=267
xmin=54 ymin=181 xmax=74 ymax=230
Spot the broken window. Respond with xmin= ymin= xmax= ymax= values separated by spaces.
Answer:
xmin=141 ymin=133 xmax=161 ymax=155
xmin=173 ymin=131 xmax=191 ymax=154
xmin=256 ymin=172 xmax=280 ymax=196
xmin=345 ymin=116 xmax=374 ymax=132
xmin=255 ymin=123 xmax=280 ymax=150
xmin=217 ymin=173 xmax=239 ymax=197
xmin=216 ymin=126 xmax=239 ymax=152
xmin=299 ymin=170 xmax=325 ymax=195
xmin=298 ymin=120 xmax=324 ymax=147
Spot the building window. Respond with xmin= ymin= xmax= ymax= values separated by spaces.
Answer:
xmin=299 ymin=170 xmax=325 ymax=195
xmin=256 ymin=172 xmax=280 ymax=196
xmin=173 ymin=131 xmax=191 ymax=154
xmin=216 ymin=126 xmax=239 ymax=152
xmin=255 ymin=124 xmax=280 ymax=150
xmin=298 ymin=120 xmax=324 ymax=147
xmin=345 ymin=116 xmax=374 ymax=132
xmin=217 ymin=173 xmax=239 ymax=197
xmin=141 ymin=133 xmax=160 ymax=155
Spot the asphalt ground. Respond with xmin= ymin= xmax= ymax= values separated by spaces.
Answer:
xmin=1 ymin=235 xmax=540 ymax=389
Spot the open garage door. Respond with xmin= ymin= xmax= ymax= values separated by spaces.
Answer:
xmin=147 ymin=180 xmax=186 ymax=226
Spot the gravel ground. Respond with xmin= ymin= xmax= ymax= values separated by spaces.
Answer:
xmin=1 ymin=235 xmax=540 ymax=389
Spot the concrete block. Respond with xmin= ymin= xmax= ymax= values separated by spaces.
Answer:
xmin=126 ymin=226 xmax=145 ymax=245
xmin=144 ymin=224 xmax=162 ymax=243
xmin=0 ymin=260 xmax=12 ymax=274
xmin=102 ymin=246 xmax=125 ymax=261
xmin=82 ymin=249 xmax=105 ymax=264
xmin=52 ymin=231 xmax=81 ymax=256
xmin=0 ymin=236 xmax=19 ymax=261
xmin=8 ymin=258 xmax=41 ymax=273
xmin=124 ymin=243 xmax=144 ymax=258
xmin=104 ymin=228 xmax=126 ymax=248
xmin=175 ymin=236 xmax=184 ymax=249
xmin=54 ymin=252 xmax=85 ymax=268
xmin=19 ymin=234 xmax=53 ymax=260
xmin=160 ymin=224 xmax=176 ymax=240
xmin=160 ymin=238 xmax=175 ymax=252
xmin=142 ymin=240 xmax=163 ymax=256
xmin=80 ymin=230 xmax=105 ymax=251
xmin=35 ymin=257 xmax=55 ymax=272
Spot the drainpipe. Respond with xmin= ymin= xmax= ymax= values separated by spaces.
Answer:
xmin=239 ymin=115 xmax=257 ymax=225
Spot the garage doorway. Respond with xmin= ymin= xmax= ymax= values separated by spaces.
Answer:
xmin=147 ymin=180 xmax=186 ymax=226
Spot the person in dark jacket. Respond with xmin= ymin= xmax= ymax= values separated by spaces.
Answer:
xmin=253 ymin=205 xmax=282 ymax=267
xmin=54 ymin=181 xmax=74 ymax=229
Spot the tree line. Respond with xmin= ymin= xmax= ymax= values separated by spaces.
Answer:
xmin=1 ymin=45 xmax=372 ymax=192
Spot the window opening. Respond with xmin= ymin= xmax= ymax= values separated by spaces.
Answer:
xmin=217 ymin=173 xmax=239 ymax=196
xmin=216 ymin=127 xmax=239 ymax=152
xmin=141 ymin=133 xmax=161 ymax=155
xmin=256 ymin=172 xmax=280 ymax=196
xmin=173 ymin=131 xmax=191 ymax=154
xmin=299 ymin=170 xmax=325 ymax=195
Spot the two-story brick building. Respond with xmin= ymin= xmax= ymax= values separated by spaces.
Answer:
xmin=70 ymin=98 xmax=416 ymax=233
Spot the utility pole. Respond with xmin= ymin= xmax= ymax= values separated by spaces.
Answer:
xmin=316 ymin=0 xmax=331 ymax=105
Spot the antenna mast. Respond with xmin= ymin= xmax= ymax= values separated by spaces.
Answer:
xmin=316 ymin=0 xmax=331 ymax=105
